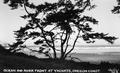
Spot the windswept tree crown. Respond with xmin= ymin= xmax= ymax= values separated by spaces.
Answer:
xmin=4 ymin=0 xmax=117 ymax=59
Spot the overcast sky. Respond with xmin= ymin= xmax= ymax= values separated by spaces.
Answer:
xmin=0 ymin=0 xmax=120 ymax=46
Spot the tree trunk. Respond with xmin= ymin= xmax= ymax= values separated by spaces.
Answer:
xmin=53 ymin=48 xmax=57 ymax=59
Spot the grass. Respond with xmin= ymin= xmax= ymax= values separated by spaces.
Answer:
xmin=0 ymin=45 xmax=120 ymax=73
xmin=0 ymin=53 xmax=120 ymax=73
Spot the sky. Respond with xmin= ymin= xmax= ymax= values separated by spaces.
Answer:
xmin=0 ymin=0 xmax=120 ymax=47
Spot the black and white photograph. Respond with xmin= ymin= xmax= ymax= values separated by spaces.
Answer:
xmin=0 ymin=0 xmax=120 ymax=73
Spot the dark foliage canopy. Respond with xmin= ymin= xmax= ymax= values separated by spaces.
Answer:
xmin=3 ymin=0 xmax=117 ymax=59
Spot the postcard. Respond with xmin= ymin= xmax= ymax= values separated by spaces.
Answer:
xmin=0 ymin=0 xmax=120 ymax=73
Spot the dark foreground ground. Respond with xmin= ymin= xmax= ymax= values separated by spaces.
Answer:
xmin=0 ymin=53 xmax=120 ymax=73
xmin=0 ymin=44 xmax=120 ymax=73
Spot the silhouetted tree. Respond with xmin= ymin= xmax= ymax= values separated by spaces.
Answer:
xmin=3 ymin=0 xmax=117 ymax=60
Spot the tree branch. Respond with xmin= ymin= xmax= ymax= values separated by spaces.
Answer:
xmin=62 ymin=32 xmax=68 ymax=46
xmin=64 ymin=34 xmax=70 ymax=53
xmin=49 ymin=26 xmax=58 ymax=32
xmin=41 ymin=29 xmax=57 ymax=58
xmin=23 ymin=0 xmax=30 ymax=15
xmin=64 ymin=30 xmax=80 ymax=57
xmin=50 ymin=33 xmax=57 ymax=58
xmin=23 ymin=1 xmax=56 ymax=58
xmin=60 ymin=30 xmax=65 ymax=58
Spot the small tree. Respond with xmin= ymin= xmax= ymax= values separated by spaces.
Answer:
xmin=4 ymin=0 xmax=117 ymax=59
